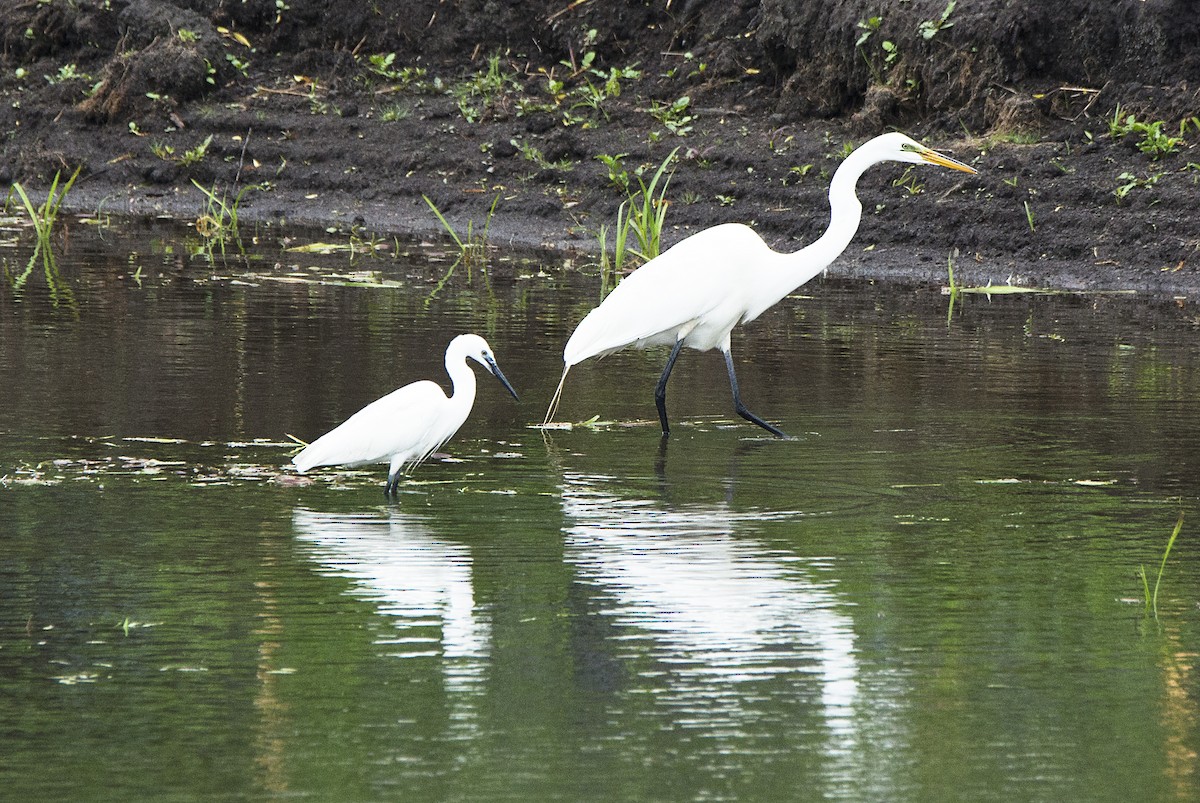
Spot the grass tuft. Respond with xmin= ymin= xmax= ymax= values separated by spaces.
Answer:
xmin=11 ymin=167 xmax=81 ymax=246
xmin=191 ymin=179 xmax=259 ymax=260
xmin=1139 ymin=513 xmax=1184 ymax=619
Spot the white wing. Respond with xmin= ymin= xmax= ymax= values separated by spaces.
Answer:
xmin=293 ymin=380 xmax=451 ymax=472
xmin=564 ymin=224 xmax=767 ymax=365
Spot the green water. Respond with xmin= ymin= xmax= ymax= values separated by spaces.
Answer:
xmin=1 ymin=225 xmax=1197 ymax=801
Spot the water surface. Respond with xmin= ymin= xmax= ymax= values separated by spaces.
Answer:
xmin=2 ymin=223 xmax=1197 ymax=800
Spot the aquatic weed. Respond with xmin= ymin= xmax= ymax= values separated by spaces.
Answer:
xmin=10 ymin=166 xmax=81 ymax=245
xmin=191 ymin=179 xmax=259 ymax=260
xmin=1138 ymin=513 xmax=1183 ymax=619
xmin=422 ymin=192 xmax=500 ymax=277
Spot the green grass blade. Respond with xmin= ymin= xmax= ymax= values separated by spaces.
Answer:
xmin=422 ymin=194 xmax=465 ymax=251
xmin=12 ymin=182 xmax=42 ymax=237
xmin=1150 ymin=513 xmax=1184 ymax=615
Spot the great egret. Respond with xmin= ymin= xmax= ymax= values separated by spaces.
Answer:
xmin=292 ymin=334 xmax=519 ymax=494
xmin=544 ymin=132 xmax=976 ymax=437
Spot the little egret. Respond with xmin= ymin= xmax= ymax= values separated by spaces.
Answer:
xmin=544 ymin=132 xmax=976 ymax=437
xmin=292 ymin=334 xmax=519 ymax=494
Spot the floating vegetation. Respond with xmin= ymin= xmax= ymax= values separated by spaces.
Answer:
xmin=0 ymin=434 xmax=521 ymax=493
xmin=944 ymin=250 xmax=1134 ymax=321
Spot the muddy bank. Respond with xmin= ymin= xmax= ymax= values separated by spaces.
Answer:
xmin=1 ymin=0 xmax=1198 ymax=294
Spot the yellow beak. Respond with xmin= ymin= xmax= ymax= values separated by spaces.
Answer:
xmin=920 ymin=148 xmax=977 ymax=174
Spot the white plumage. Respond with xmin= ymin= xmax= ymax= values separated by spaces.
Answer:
xmin=292 ymin=334 xmax=518 ymax=494
xmin=544 ymin=132 xmax=976 ymax=437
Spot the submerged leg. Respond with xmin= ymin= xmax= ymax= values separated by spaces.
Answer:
xmin=655 ymin=340 xmax=685 ymax=437
xmin=724 ymin=349 xmax=787 ymax=438
xmin=385 ymin=454 xmax=405 ymax=496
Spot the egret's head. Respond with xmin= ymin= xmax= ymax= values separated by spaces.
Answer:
xmin=882 ymin=132 xmax=976 ymax=173
xmin=454 ymin=333 xmax=519 ymax=401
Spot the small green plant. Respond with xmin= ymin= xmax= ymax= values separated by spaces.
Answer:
xmin=366 ymin=52 xmax=428 ymax=89
xmin=626 ymin=149 xmax=679 ymax=261
xmin=595 ymin=221 xmax=630 ymax=295
xmin=10 ymin=166 xmax=81 ymax=245
xmin=226 ymin=53 xmax=250 ymax=78
xmin=178 ymin=134 xmax=213 ymax=167
xmin=597 ymin=148 xmax=680 ymax=276
xmin=511 ymin=139 xmax=573 ymax=171
xmin=918 ymin=1 xmax=957 ymax=40
xmin=45 ymin=63 xmax=89 ymax=85
xmin=379 ymin=102 xmax=410 ymax=122
xmin=453 ymin=53 xmax=515 ymax=123
xmin=855 ymin=16 xmax=882 ymax=47
xmin=596 ymin=153 xmax=631 ymax=192
xmin=1108 ymin=105 xmax=1184 ymax=159
xmin=650 ymin=96 xmax=694 ymax=137
xmin=1113 ymin=170 xmax=1163 ymax=202
xmin=1138 ymin=514 xmax=1183 ymax=619
xmin=569 ymin=65 xmax=640 ymax=123
xmin=1023 ymin=200 xmax=1035 ymax=232
xmin=422 ymin=193 xmax=500 ymax=273
xmin=855 ymin=16 xmax=898 ymax=81
xmin=619 ymin=148 xmax=679 ymax=266
xmin=892 ymin=166 xmax=924 ymax=195
xmin=784 ymin=164 xmax=814 ymax=186
xmin=368 ymin=52 xmax=401 ymax=79
xmin=1050 ymin=158 xmax=1074 ymax=174
xmin=192 ymin=179 xmax=259 ymax=259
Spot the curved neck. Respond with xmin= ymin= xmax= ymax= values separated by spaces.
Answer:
xmin=751 ymin=148 xmax=875 ymax=320
xmin=446 ymin=354 xmax=479 ymax=413
xmin=813 ymin=155 xmax=869 ymax=264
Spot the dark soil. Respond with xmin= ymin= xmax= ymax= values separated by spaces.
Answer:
xmin=3 ymin=0 xmax=1200 ymax=292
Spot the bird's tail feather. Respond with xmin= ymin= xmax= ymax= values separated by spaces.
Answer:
xmin=291 ymin=436 xmax=326 ymax=473
xmin=291 ymin=447 xmax=316 ymax=473
xmin=543 ymin=365 xmax=571 ymax=427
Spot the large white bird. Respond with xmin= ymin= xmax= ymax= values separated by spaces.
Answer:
xmin=544 ymin=131 xmax=976 ymax=437
xmin=293 ymin=334 xmax=519 ymax=494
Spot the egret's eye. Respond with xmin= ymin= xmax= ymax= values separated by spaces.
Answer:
xmin=900 ymin=143 xmax=920 ymax=153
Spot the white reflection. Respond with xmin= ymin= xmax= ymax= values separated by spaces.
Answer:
xmin=561 ymin=472 xmax=860 ymax=749
xmin=291 ymin=508 xmax=489 ymax=698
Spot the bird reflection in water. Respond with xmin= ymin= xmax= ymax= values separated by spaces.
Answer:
xmin=559 ymin=470 xmax=860 ymax=742
xmin=291 ymin=508 xmax=490 ymax=698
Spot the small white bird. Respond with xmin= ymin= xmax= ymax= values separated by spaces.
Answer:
xmin=544 ymin=132 xmax=976 ymax=437
xmin=292 ymin=334 xmax=519 ymax=494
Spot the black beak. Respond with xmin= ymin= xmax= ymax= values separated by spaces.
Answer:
xmin=485 ymin=355 xmax=519 ymax=401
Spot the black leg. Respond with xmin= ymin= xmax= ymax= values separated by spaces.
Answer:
xmin=724 ymin=350 xmax=787 ymax=438
xmin=385 ymin=472 xmax=400 ymax=495
xmin=655 ymin=340 xmax=684 ymax=437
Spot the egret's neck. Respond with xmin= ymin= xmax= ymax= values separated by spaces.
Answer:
xmin=446 ymin=355 xmax=479 ymax=413
xmin=752 ymin=148 xmax=875 ymax=319
xmin=813 ymin=159 xmax=868 ymax=263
